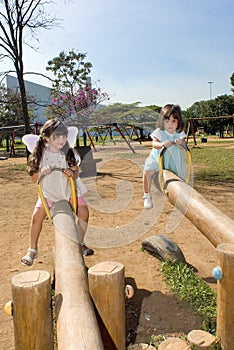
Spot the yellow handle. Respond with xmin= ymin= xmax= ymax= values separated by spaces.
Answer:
xmin=37 ymin=168 xmax=78 ymax=224
xmin=69 ymin=177 xmax=77 ymax=214
xmin=158 ymin=147 xmax=167 ymax=192
xmin=4 ymin=301 xmax=13 ymax=316
xmin=186 ymin=148 xmax=192 ymax=184
xmin=158 ymin=144 xmax=192 ymax=192
xmin=38 ymin=183 xmax=53 ymax=223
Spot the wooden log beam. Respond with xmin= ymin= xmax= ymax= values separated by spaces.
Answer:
xmin=88 ymin=261 xmax=126 ymax=350
xmin=216 ymin=243 xmax=234 ymax=350
xmin=162 ymin=170 xmax=234 ymax=247
xmin=12 ymin=270 xmax=53 ymax=350
xmin=51 ymin=200 xmax=104 ymax=350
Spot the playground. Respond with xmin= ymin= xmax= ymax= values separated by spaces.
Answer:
xmin=0 ymin=138 xmax=233 ymax=349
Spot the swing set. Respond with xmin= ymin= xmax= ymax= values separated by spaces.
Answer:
xmin=186 ymin=115 xmax=234 ymax=145
xmin=84 ymin=123 xmax=144 ymax=153
xmin=0 ymin=123 xmax=39 ymax=157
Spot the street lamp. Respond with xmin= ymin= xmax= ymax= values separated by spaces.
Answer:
xmin=208 ymin=81 xmax=214 ymax=99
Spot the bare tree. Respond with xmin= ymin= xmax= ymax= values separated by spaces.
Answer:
xmin=0 ymin=0 xmax=59 ymax=133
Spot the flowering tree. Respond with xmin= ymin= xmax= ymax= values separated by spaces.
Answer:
xmin=46 ymin=50 xmax=109 ymax=127
xmin=49 ymin=83 xmax=109 ymax=126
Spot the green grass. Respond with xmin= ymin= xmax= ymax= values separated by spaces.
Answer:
xmin=146 ymin=260 xmax=220 ymax=349
xmin=191 ymin=146 xmax=234 ymax=182
xmin=160 ymin=261 xmax=217 ymax=327
xmin=9 ymin=163 xmax=27 ymax=171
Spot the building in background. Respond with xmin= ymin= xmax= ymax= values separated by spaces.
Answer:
xmin=6 ymin=74 xmax=51 ymax=124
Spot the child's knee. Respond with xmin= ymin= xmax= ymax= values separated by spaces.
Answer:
xmin=32 ymin=208 xmax=45 ymax=223
xmin=78 ymin=205 xmax=89 ymax=222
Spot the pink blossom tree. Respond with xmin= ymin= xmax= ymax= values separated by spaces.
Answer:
xmin=50 ymin=83 xmax=109 ymax=126
xmin=46 ymin=50 xmax=109 ymax=127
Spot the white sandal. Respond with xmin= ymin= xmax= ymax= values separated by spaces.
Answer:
xmin=21 ymin=248 xmax=38 ymax=267
xmin=81 ymin=242 xmax=94 ymax=256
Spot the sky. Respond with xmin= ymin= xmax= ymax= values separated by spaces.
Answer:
xmin=2 ymin=0 xmax=234 ymax=110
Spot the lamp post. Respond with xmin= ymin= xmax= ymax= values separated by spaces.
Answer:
xmin=208 ymin=81 xmax=214 ymax=99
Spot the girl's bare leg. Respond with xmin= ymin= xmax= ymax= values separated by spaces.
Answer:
xmin=76 ymin=204 xmax=93 ymax=255
xmin=143 ymin=170 xmax=155 ymax=193
xmin=21 ymin=206 xmax=46 ymax=264
xmin=77 ymin=205 xmax=89 ymax=242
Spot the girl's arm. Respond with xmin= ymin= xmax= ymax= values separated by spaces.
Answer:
xmin=152 ymin=137 xmax=172 ymax=149
xmin=63 ymin=164 xmax=79 ymax=180
xmin=63 ymin=148 xmax=80 ymax=179
xmin=175 ymin=137 xmax=187 ymax=148
xmin=31 ymin=171 xmax=39 ymax=183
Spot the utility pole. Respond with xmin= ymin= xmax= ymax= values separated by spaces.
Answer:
xmin=208 ymin=81 xmax=214 ymax=99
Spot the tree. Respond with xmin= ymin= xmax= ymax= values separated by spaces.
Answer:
xmin=0 ymin=83 xmax=35 ymax=126
xmin=46 ymin=50 xmax=109 ymax=127
xmin=46 ymin=50 xmax=93 ymax=93
xmin=0 ymin=0 xmax=59 ymax=133
xmin=185 ymin=95 xmax=234 ymax=134
xmin=93 ymin=102 xmax=159 ymax=128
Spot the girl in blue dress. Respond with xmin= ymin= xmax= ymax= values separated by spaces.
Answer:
xmin=143 ymin=104 xmax=187 ymax=209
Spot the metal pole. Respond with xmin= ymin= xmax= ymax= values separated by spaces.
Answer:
xmin=208 ymin=81 xmax=214 ymax=99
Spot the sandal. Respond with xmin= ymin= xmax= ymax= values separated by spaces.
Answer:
xmin=81 ymin=243 xmax=94 ymax=256
xmin=21 ymin=248 xmax=38 ymax=267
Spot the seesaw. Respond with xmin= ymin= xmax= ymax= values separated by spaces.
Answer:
xmin=5 ymin=169 xmax=133 ymax=349
xmin=148 ymin=145 xmax=234 ymax=350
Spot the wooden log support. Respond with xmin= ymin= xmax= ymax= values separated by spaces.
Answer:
xmin=129 ymin=344 xmax=157 ymax=350
xmin=188 ymin=330 xmax=217 ymax=349
xmin=11 ymin=270 xmax=53 ymax=350
xmin=163 ymin=170 xmax=234 ymax=247
xmin=51 ymin=200 xmax=104 ymax=350
xmin=88 ymin=261 xmax=126 ymax=350
xmin=158 ymin=337 xmax=190 ymax=349
xmin=216 ymin=243 xmax=234 ymax=350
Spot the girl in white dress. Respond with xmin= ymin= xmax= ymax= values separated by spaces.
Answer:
xmin=21 ymin=118 xmax=93 ymax=266
xmin=143 ymin=104 xmax=187 ymax=209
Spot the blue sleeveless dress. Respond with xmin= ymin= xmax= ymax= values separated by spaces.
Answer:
xmin=144 ymin=128 xmax=186 ymax=180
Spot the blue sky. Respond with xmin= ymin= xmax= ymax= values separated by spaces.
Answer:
xmin=3 ymin=0 xmax=234 ymax=109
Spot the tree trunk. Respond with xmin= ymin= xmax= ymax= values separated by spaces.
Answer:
xmin=17 ymin=71 xmax=31 ymax=134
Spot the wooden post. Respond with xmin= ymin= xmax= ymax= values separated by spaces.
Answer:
xmin=51 ymin=200 xmax=104 ymax=350
xmin=216 ymin=243 xmax=234 ymax=350
xmin=162 ymin=170 xmax=234 ymax=247
xmin=190 ymin=119 xmax=197 ymax=146
xmin=114 ymin=123 xmax=136 ymax=153
xmin=88 ymin=261 xmax=126 ymax=350
xmin=12 ymin=270 xmax=53 ymax=350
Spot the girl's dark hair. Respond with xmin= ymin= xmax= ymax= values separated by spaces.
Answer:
xmin=28 ymin=118 xmax=77 ymax=175
xmin=157 ymin=104 xmax=184 ymax=131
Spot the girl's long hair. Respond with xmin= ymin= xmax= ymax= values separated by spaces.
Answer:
xmin=157 ymin=104 xmax=184 ymax=131
xmin=28 ymin=118 xmax=77 ymax=176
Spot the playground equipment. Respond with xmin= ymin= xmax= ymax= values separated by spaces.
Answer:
xmin=76 ymin=145 xmax=102 ymax=177
xmin=88 ymin=261 xmax=126 ymax=349
xmin=186 ymin=115 xmax=234 ymax=145
xmin=160 ymin=169 xmax=234 ymax=350
xmin=0 ymin=123 xmax=38 ymax=157
xmin=51 ymin=200 xmax=104 ymax=349
xmin=85 ymin=123 xmax=143 ymax=153
xmin=11 ymin=270 xmax=53 ymax=350
xmin=158 ymin=143 xmax=192 ymax=193
xmin=162 ymin=170 xmax=234 ymax=247
xmin=6 ymin=198 xmax=128 ymax=349
xmin=4 ymin=139 xmax=234 ymax=348
xmin=37 ymin=167 xmax=77 ymax=223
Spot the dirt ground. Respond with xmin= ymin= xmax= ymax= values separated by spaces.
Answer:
xmin=0 ymin=139 xmax=233 ymax=349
